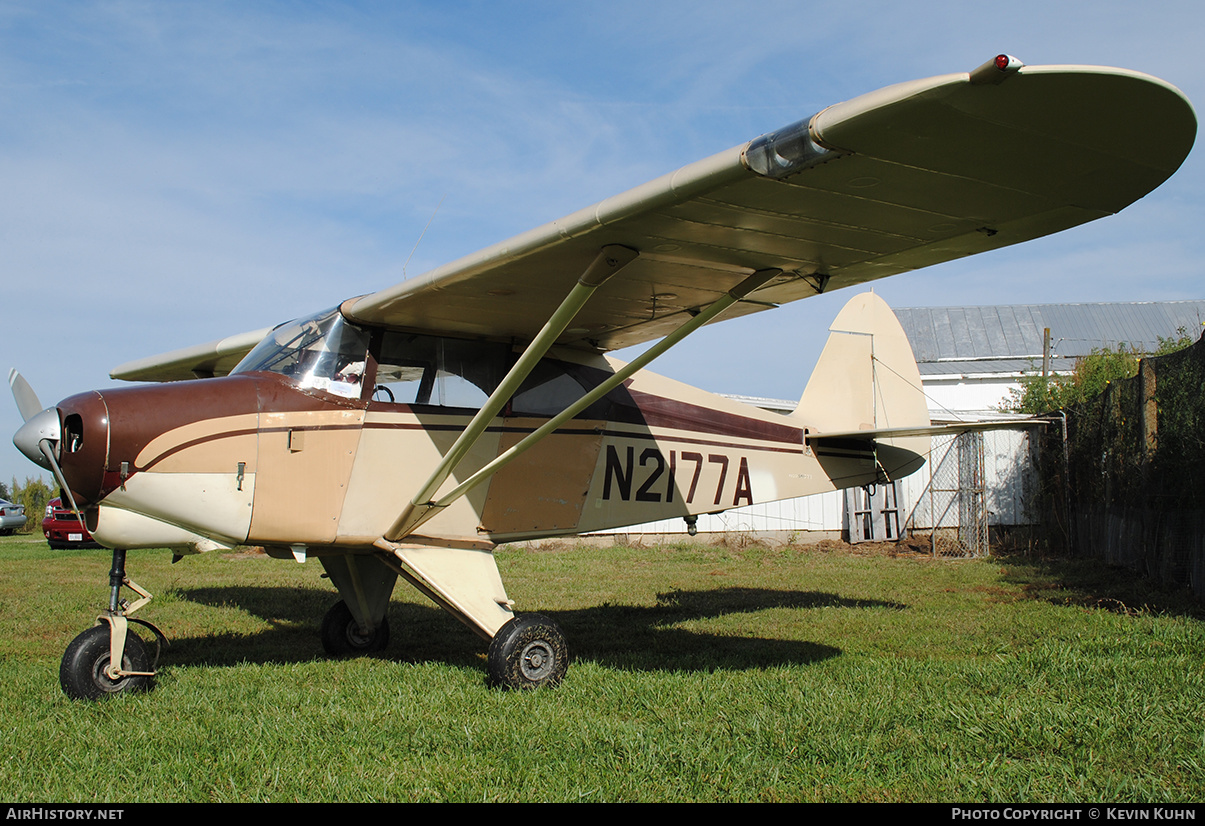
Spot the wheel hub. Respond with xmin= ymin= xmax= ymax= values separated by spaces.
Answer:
xmin=520 ymin=641 xmax=554 ymax=680
xmin=95 ymin=655 xmax=126 ymax=689
xmin=346 ymin=623 xmax=372 ymax=647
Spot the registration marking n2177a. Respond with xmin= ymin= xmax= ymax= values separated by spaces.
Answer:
xmin=601 ymin=445 xmax=753 ymax=507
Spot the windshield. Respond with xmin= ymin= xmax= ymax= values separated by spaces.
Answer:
xmin=232 ymin=307 xmax=370 ymax=399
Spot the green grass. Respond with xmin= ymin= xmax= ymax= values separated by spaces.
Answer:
xmin=0 ymin=535 xmax=1201 ymax=802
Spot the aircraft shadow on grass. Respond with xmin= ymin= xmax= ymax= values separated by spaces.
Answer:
xmin=167 ymin=584 xmax=907 ymax=675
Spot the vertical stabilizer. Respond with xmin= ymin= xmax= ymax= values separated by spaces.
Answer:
xmin=791 ymin=292 xmax=930 ymax=474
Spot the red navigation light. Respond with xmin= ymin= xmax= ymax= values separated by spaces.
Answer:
xmin=969 ymin=54 xmax=1024 ymax=85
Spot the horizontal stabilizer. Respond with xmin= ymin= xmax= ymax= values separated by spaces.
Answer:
xmin=806 ymin=419 xmax=1048 ymax=443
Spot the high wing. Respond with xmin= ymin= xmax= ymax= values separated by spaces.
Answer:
xmin=112 ymin=58 xmax=1196 ymax=382
xmin=110 ymin=327 xmax=274 ymax=382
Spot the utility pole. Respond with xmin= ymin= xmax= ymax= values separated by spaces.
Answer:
xmin=1042 ymin=327 xmax=1051 ymax=378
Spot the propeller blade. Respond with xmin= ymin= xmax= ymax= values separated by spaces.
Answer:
xmin=8 ymin=369 xmax=43 ymax=422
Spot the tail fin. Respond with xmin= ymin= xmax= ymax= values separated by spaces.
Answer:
xmin=791 ymin=292 xmax=930 ymax=480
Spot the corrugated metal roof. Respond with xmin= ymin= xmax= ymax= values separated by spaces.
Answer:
xmin=894 ymin=301 xmax=1205 ymax=371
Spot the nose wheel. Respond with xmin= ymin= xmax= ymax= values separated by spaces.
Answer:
xmin=59 ymin=548 xmax=165 ymax=701
xmin=60 ymin=624 xmax=152 ymax=700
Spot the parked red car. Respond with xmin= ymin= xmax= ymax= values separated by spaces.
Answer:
xmin=42 ymin=498 xmax=101 ymax=549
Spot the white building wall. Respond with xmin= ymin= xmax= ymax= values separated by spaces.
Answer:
xmin=919 ymin=374 xmax=1022 ymax=419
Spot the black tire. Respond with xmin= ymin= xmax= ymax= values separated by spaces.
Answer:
xmin=60 ymin=625 xmax=152 ymax=701
xmin=486 ymin=614 xmax=568 ymax=689
xmin=321 ymin=601 xmax=389 ymax=656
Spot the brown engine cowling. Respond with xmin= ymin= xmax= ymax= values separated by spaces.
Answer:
xmin=55 ymin=375 xmax=264 ymax=507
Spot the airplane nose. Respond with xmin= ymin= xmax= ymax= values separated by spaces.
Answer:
xmin=13 ymin=407 xmax=62 ymax=471
xmin=10 ymin=381 xmax=111 ymax=506
xmin=54 ymin=391 xmax=111 ymax=505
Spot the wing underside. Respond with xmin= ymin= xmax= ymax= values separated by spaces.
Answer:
xmin=343 ymin=64 xmax=1194 ymax=351
xmin=112 ymin=61 xmax=1195 ymax=382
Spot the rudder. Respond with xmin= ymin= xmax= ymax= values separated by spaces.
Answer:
xmin=791 ymin=292 xmax=930 ymax=480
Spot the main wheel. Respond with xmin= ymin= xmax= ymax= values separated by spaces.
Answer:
xmin=321 ymin=601 xmax=390 ymax=656
xmin=60 ymin=625 xmax=152 ymax=701
xmin=487 ymin=614 xmax=568 ymax=689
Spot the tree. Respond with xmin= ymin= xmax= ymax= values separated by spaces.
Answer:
xmin=9 ymin=476 xmax=55 ymax=534
xmin=1001 ymin=330 xmax=1197 ymax=415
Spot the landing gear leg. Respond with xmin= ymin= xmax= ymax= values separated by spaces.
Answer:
xmin=59 ymin=548 xmax=165 ymax=701
xmin=321 ymin=601 xmax=390 ymax=656
xmin=318 ymin=555 xmax=397 ymax=657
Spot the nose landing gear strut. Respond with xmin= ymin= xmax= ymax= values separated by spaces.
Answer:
xmin=59 ymin=548 xmax=167 ymax=701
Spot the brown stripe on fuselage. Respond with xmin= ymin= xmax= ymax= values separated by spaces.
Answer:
xmin=102 ymin=373 xmax=333 ymax=465
xmin=625 ymin=388 xmax=803 ymax=444
xmin=363 ymin=387 xmax=805 ymax=452
xmin=597 ymin=427 xmax=804 ymax=455
xmin=93 ymin=364 xmax=802 ymax=483
xmin=361 ymin=417 xmax=803 ymax=455
xmin=90 ymin=372 xmax=362 ymax=498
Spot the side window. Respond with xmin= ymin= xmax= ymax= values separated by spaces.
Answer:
xmin=510 ymin=360 xmax=620 ymax=420
xmin=374 ymin=334 xmax=437 ymax=405
xmin=373 ymin=333 xmax=506 ymax=409
xmin=510 ymin=362 xmax=586 ymax=416
xmin=370 ymin=333 xmax=632 ymax=419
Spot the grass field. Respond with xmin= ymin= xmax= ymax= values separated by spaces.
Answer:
xmin=0 ymin=533 xmax=1201 ymax=802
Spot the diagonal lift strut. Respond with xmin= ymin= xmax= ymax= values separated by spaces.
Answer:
xmin=383 ymin=245 xmax=640 ymax=542
xmin=380 ymin=257 xmax=782 ymax=545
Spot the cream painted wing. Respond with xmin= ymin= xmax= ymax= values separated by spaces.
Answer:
xmin=344 ymin=61 xmax=1194 ymax=351
xmin=111 ymin=328 xmax=274 ymax=382
xmin=114 ymin=58 xmax=1195 ymax=381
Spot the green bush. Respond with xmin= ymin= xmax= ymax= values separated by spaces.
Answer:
xmin=1002 ymin=331 xmax=1195 ymax=416
xmin=8 ymin=475 xmax=54 ymax=534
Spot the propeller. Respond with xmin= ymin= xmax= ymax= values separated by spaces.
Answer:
xmin=8 ymin=369 xmax=43 ymax=422
xmin=9 ymin=369 xmax=83 ymax=517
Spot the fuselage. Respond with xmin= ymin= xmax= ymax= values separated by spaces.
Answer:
xmin=38 ymin=306 xmax=892 ymax=555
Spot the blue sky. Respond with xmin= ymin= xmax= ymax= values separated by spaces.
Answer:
xmin=3 ymin=0 xmax=1203 ymax=487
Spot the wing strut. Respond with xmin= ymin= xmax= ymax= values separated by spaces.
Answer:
xmin=383 ymin=245 xmax=640 ymax=542
xmin=378 ymin=265 xmax=783 ymax=546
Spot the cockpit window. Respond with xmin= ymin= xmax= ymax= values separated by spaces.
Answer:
xmin=232 ymin=307 xmax=369 ymax=399
xmin=374 ymin=331 xmax=507 ymax=409
xmin=371 ymin=330 xmax=629 ymax=416
xmin=233 ymin=307 xmax=633 ymax=416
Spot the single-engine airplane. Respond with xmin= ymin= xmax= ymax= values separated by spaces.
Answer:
xmin=10 ymin=56 xmax=1196 ymax=699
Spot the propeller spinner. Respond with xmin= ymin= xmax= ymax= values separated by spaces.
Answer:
xmin=9 ymin=369 xmax=83 ymax=515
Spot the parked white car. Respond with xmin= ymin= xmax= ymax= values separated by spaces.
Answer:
xmin=0 ymin=499 xmax=27 ymax=535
